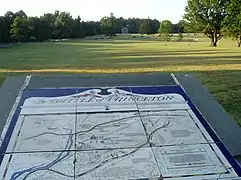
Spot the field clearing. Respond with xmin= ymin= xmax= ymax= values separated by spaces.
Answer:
xmin=0 ymin=35 xmax=241 ymax=125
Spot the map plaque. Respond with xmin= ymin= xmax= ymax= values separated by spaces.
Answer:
xmin=0 ymin=85 xmax=241 ymax=179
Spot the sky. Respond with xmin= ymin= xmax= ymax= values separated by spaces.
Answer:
xmin=0 ymin=0 xmax=187 ymax=23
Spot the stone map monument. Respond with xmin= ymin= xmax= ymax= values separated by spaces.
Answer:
xmin=0 ymin=73 xmax=241 ymax=179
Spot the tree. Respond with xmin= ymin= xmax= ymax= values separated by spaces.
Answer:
xmin=0 ymin=17 xmax=5 ymax=43
xmin=3 ymin=11 xmax=15 ymax=42
xmin=139 ymin=19 xmax=152 ymax=34
xmin=71 ymin=16 xmax=85 ymax=38
xmin=223 ymin=0 xmax=241 ymax=47
xmin=54 ymin=12 xmax=73 ymax=39
xmin=28 ymin=16 xmax=42 ymax=41
xmin=126 ymin=18 xmax=143 ymax=33
xmin=158 ymin=20 xmax=173 ymax=45
xmin=100 ymin=13 xmax=117 ymax=36
xmin=0 ymin=16 xmax=9 ymax=43
xmin=116 ymin=17 xmax=127 ymax=33
xmin=150 ymin=19 xmax=160 ymax=34
xmin=176 ymin=20 xmax=188 ymax=33
xmin=184 ymin=0 xmax=228 ymax=47
xmin=172 ymin=23 xmax=179 ymax=33
xmin=15 ymin=10 xmax=27 ymax=19
xmin=53 ymin=12 xmax=74 ymax=39
xmin=40 ymin=13 xmax=56 ymax=40
xmin=10 ymin=16 xmax=29 ymax=42
xmin=83 ymin=21 xmax=100 ymax=36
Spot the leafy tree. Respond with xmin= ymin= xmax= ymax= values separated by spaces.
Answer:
xmin=71 ymin=16 xmax=85 ymax=38
xmin=10 ymin=16 xmax=29 ymax=42
xmin=83 ymin=21 xmax=100 ymax=36
xmin=54 ymin=12 xmax=73 ymax=39
xmin=100 ymin=16 xmax=110 ymax=35
xmin=139 ymin=19 xmax=152 ymax=34
xmin=150 ymin=19 xmax=160 ymax=34
xmin=0 ymin=17 xmax=4 ymax=43
xmin=223 ymin=0 xmax=241 ymax=47
xmin=0 ymin=16 xmax=9 ymax=43
xmin=3 ymin=11 xmax=15 ymax=42
xmin=172 ymin=24 xmax=179 ymax=33
xmin=116 ymin=17 xmax=127 ymax=33
xmin=176 ymin=20 xmax=189 ymax=33
xmin=15 ymin=10 xmax=27 ymax=18
xmin=184 ymin=0 xmax=228 ymax=47
xmin=126 ymin=18 xmax=143 ymax=33
xmin=159 ymin=20 xmax=173 ymax=45
xmin=28 ymin=16 xmax=42 ymax=41
xmin=100 ymin=13 xmax=117 ymax=36
xmin=40 ymin=13 xmax=56 ymax=40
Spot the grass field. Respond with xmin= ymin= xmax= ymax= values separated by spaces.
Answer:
xmin=0 ymin=34 xmax=241 ymax=125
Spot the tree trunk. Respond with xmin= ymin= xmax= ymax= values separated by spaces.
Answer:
xmin=213 ymin=40 xmax=218 ymax=47
xmin=210 ymin=35 xmax=218 ymax=47
xmin=210 ymin=36 xmax=214 ymax=47
xmin=237 ymin=36 xmax=241 ymax=47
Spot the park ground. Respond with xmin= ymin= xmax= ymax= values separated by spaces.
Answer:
xmin=0 ymin=34 xmax=241 ymax=126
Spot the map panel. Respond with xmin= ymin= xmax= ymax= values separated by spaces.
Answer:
xmin=75 ymin=148 xmax=161 ymax=180
xmin=76 ymin=112 xmax=148 ymax=150
xmin=8 ymin=114 xmax=75 ymax=153
xmin=140 ymin=110 xmax=209 ymax=146
xmin=0 ymin=151 xmax=74 ymax=180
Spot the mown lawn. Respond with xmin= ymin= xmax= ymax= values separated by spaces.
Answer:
xmin=0 ymin=35 xmax=241 ymax=125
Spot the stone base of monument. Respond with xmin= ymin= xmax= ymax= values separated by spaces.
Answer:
xmin=0 ymin=73 xmax=241 ymax=179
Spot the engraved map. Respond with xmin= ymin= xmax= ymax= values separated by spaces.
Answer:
xmin=0 ymin=87 xmax=240 ymax=179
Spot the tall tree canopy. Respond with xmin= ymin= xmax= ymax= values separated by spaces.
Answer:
xmin=139 ymin=19 xmax=152 ymax=34
xmin=158 ymin=20 xmax=173 ymax=45
xmin=100 ymin=13 xmax=117 ymax=36
xmin=184 ymin=0 xmax=228 ymax=46
xmin=223 ymin=0 xmax=241 ymax=47
xmin=10 ymin=16 xmax=29 ymax=42
xmin=54 ymin=12 xmax=73 ymax=39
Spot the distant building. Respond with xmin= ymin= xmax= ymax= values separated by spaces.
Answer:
xmin=121 ymin=25 xmax=130 ymax=34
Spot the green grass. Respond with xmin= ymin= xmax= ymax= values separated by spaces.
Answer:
xmin=0 ymin=74 xmax=5 ymax=85
xmin=0 ymin=35 xmax=241 ymax=125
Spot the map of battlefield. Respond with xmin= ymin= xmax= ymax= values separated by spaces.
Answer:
xmin=0 ymin=88 xmax=239 ymax=179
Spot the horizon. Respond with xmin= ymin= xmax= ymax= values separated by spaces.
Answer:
xmin=0 ymin=0 xmax=187 ymax=23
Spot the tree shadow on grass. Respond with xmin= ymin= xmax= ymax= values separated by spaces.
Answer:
xmin=98 ymin=55 xmax=241 ymax=68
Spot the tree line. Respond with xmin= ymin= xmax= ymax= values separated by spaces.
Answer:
xmin=1 ymin=0 xmax=241 ymax=47
xmin=0 ymin=10 xmax=188 ymax=44
xmin=0 ymin=10 xmax=100 ymax=43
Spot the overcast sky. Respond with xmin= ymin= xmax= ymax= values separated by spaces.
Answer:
xmin=0 ymin=0 xmax=187 ymax=23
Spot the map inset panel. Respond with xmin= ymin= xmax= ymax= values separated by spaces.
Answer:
xmin=153 ymin=144 xmax=236 ymax=178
